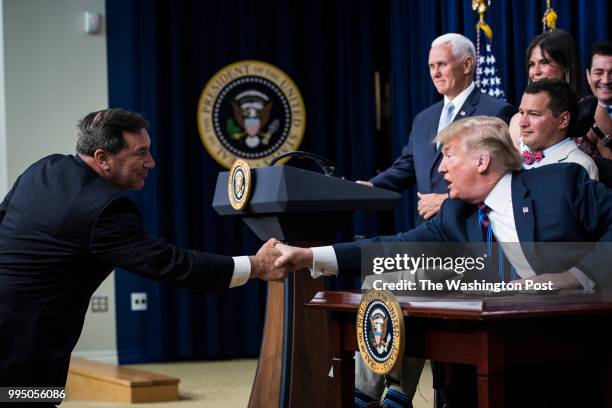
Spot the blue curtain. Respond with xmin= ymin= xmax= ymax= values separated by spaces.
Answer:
xmin=106 ymin=0 xmax=382 ymax=363
xmin=107 ymin=0 xmax=610 ymax=362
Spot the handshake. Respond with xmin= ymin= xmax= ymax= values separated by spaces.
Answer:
xmin=248 ymin=239 xmax=315 ymax=282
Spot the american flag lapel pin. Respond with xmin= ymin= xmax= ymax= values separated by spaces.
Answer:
xmin=522 ymin=206 xmax=529 ymax=214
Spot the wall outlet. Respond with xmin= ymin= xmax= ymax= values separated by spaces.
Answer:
xmin=131 ymin=292 xmax=147 ymax=311
xmin=91 ymin=295 xmax=108 ymax=312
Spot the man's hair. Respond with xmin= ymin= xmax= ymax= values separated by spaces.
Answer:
xmin=525 ymin=30 xmax=581 ymax=95
xmin=589 ymin=41 xmax=612 ymax=69
xmin=435 ymin=116 xmax=522 ymax=172
xmin=524 ymin=78 xmax=577 ymax=118
xmin=76 ymin=109 xmax=149 ymax=156
xmin=431 ymin=33 xmax=476 ymax=65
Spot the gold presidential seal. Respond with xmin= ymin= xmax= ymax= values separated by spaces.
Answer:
xmin=228 ymin=159 xmax=252 ymax=210
xmin=197 ymin=60 xmax=306 ymax=169
xmin=356 ymin=290 xmax=405 ymax=375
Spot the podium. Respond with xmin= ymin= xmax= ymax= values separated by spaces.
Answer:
xmin=213 ymin=165 xmax=400 ymax=407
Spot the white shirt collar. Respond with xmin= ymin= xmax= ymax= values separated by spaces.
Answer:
xmin=483 ymin=172 xmax=512 ymax=214
xmin=541 ymin=137 xmax=571 ymax=155
xmin=521 ymin=137 xmax=571 ymax=168
xmin=443 ymin=81 xmax=475 ymax=112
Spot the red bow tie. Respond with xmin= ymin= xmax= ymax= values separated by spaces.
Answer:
xmin=522 ymin=150 xmax=545 ymax=165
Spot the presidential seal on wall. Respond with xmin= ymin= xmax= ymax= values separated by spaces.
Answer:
xmin=356 ymin=290 xmax=405 ymax=375
xmin=197 ymin=60 xmax=306 ymax=169
xmin=228 ymin=159 xmax=252 ymax=210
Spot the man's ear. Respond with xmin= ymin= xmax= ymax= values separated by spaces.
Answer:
xmin=586 ymin=68 xmax=591 ymax=86
xmin=464 ymin=56 xmax=475 ymax=75
xmin=93 ymin=149 xmax=112 ymax=171
xmin=476 ymin=153 xmax=491 ymax=174
xmin=558 ymin=111 xmax=571 ymax=131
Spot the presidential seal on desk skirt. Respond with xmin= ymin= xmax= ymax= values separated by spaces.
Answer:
xmin=356 ymin=290 xmax=405 ymax=374
xmin=228 ymin=159 xmax=252 ymax=210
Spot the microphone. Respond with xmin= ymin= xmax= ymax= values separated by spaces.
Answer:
xmin=269 ymin=151 xmax=342 ymax=178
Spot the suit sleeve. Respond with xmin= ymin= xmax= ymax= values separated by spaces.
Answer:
xmin=332 ymin=208 xmax=448 ymax=276
xmin=89 ymin=197 xmax=234 ymax=293
xmin=564 ymin=166 xmax=612 ymax=288
xmin=369 ymin=119 xmax=418 ymax=192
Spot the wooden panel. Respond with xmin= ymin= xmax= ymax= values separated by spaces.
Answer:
xmin=132 ymin=384 xmax=179 ymax=403
xmin=289 ymin=270 xmax=333 ymax=408
xmin=66 ymin=361 xmax=179 ymax=404
xmin=68 ymin=357 xmax=178 ymax=386
xmin=248 ymin=281 xmax=285 ymax=408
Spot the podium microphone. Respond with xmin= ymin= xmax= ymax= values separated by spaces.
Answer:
xmin=269 ymin=151 xmax=343 ymax=178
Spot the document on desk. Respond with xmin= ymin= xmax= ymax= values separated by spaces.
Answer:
xmin=396 ymin=296 xmax=484 ymax=311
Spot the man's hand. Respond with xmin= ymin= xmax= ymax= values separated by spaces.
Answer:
xmin=249 ymin=238 xmax=292 ymax=282
xmin=274 ymin=243 xmax=314 ymax=271
xmin=512 ymin=271 xmax=581 ymax=290
xmin=417 ymin=192 xmax=447 ymax=219
xmin=355 ymin=180 xmax=374 ymax=187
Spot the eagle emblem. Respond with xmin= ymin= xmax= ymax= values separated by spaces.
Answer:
xmin=368 ymin=308 xmax=390 ymax=354
xmin=229 ymin=90 xmax=279 ymax=149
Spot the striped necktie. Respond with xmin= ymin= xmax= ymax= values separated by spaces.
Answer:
xmin=477 ymin=204 xmax=517 ymax=282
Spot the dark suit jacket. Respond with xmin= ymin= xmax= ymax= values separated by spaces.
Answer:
xmin=0 ymin=154 xmax=234 ymax=386
xmin=370 ymin=87 xmax=516 ymax=223
xmin=336 ymin=164 xmax=612 ymax=286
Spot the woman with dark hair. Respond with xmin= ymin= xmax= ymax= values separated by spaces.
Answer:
xmin=509 ymin=30 xmax=582 ymax=148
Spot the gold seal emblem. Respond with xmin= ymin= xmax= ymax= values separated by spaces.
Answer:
xmin=228 ymin=159 xmax=252 ymax=210
xmin=197 ymin=60 xmax=306 ymax=169
xmin=356 ymin=290 xmax=405 ymax=375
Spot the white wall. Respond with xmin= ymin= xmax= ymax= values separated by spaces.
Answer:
xmin=3 ymin=0 xmax=108 ymax=183
xmin=0 ymin=2 xmax=7 ymax=196
xmin=1 ymin=0 xmax=117 ymax=363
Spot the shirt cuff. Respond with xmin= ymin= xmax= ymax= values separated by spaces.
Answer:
xmin=230 ymin=256 xmax=251 ymax=288
xmin=569 ymin=267 xmax=595 ymax=291
xmin=310 ymin=246 xmax=339 ymax=278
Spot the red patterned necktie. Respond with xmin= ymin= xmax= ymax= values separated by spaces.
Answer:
xmin=522 ymin=150 xmax=545 ymax=165
xmin=477 ymin=203 xmax=495 ymax=242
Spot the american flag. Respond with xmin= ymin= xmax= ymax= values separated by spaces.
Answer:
xmin=476 ymin=39 xmax=506 ymax=101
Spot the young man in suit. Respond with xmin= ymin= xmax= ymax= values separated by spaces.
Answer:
xmin=0 ymin=109 xmax=289 ymax=394
xmin=276 ymin=116 xmax=612 ymax=406
xmin=358 ymin=33 xmax=516 ymax=224
xmin=519 ymin=78 xmax=599 ymax=179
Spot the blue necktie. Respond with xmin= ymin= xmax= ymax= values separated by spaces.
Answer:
xmin=442 ymin=102 xmax=455 ymax=129
xmin=436 ymin=102 xmax=455 ymax=149
xmin=607 ymin=105 xmax=612 ymax=120
xmin=477 ymin=204 xmax=518 ymax=282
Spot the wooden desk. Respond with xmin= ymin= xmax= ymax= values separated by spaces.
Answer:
xmin=305 ymin=291 xmax=612 ymax=408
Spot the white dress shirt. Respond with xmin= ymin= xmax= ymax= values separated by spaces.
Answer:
xmin=309 ymin=173 xmax=594 ymax=290
xmin=230 ymin=256 xmax=252 ymax=287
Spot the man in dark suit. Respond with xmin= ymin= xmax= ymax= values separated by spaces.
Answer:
xmin=0 ymin=109 xmax=288 ymax=394
xmin=276 ymin=116 xmax=612 ymax=406
xmin=358 ymin=33 xmax=516 ymax=224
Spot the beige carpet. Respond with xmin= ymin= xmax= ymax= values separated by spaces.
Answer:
xmin=61 ymin=359 xmax=434 ymax=407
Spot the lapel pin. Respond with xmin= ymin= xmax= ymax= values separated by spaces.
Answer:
xmin=522 ymin=206 xmax=529 ymax=214
xmin=460 ymin=111 xmax=466 ymax=116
